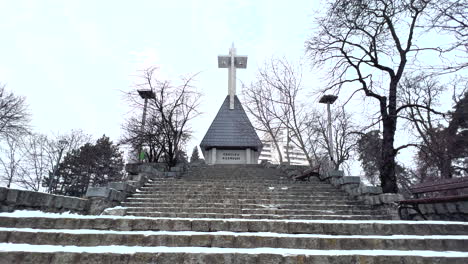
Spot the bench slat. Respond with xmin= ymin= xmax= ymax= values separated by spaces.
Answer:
xmin=399 ymin=194 xmax=468 ymax=205
xmin=399 ymin=177 xmax=468 ymax=220
xmin=410 ymin=178 xmax=468 ymax=194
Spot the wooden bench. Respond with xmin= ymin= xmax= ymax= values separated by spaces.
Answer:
xmin=293 ymin=165 xmax=320 ymax=182
xmin=398 ymin=177 xmax=468 ymax=220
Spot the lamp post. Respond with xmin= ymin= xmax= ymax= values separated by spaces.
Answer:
xmin=49 ymin=139 xmax=68 ymax=193
xmin=319 ymin=95 xmax=338 ymax=164
xmin=137 ymin=89 xmax=155 ymax=161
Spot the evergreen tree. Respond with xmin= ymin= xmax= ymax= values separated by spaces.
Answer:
xmin=190 ymin=146 xmax=200 ymax=163
xmin=413 ymin=91 xmax=468 ymax=179
xmin=54 ymin=135 xmax=124 ymax=197
xmin=447 ymin=91 xmax=468 ymax=173
xmin=357 ymin=130 xmax=409 ymax=189
xmin=356 ymin=131 xmax=381 ymax=185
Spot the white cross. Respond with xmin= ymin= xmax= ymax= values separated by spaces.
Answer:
xmin=218 ymin=43 xmax=248 ymax=109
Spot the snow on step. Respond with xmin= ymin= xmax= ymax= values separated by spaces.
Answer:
xmin=2 ymin=227 xmax=467 ymax=251
xmin=2 ymin=243 xmax=468 ymax=257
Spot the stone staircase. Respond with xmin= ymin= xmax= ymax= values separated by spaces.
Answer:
xmin=0 ymin=164 xmax=467 ymax=263
xmin=124 ymin=165 xmax=390 ymax=220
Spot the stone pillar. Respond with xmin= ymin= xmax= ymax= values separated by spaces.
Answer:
xmin=246 ymin=148 xmax=251 ymax=164
xmin=212 ymin=148 xmax=217 ymax=165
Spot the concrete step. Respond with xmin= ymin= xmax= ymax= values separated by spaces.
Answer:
xmin=1 ymin=228 xmax=467 ymax=251
xmin=123 ymin=206 xmax=385 ymax=216
xmin=2 ymin=216 xmax=467 ymax=235
xmin=121 ymin=202 xmax=376 ymax=210
xmin=2 ymin=250 xmax=467 ymax=264
xmin=125 ymin=197 xmax=363 ymax=205
xmin=141 ymin=187 xmax=334 ymax=193
xmin=129 ymin=193 xmax=353 ymax=201
xmin=138 ymin=187 xmax=346 ymax=196
xmin=0 ymin=216 xmax=468 ymax=235
xmin=125 ymin=212 xmax=390 ymax=220
xmin=140 ymin=183 xmax=337 ymax=189
xmin=130 ymin=194 xmax=350 ymax=201
xmin=136 ymin=187 xmax=346 ymax=194
xmin=147 ymin=180 xmax=323 ymax=185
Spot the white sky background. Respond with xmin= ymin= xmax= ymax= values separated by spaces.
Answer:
xmin=0 ymin=0 xmax=460 ymax=174
xmin=0 ymin=0 xmax=321 ymax=154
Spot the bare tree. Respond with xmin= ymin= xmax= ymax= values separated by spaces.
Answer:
xmin=123 ymin=67 xmax=201 ymax=167
xmin=46 ymin=129 xmax=92 ymax=170
xmin=306 ymin=0 xmax=448 ymax=193
xmin=242 ymin=80 xmax=284 ymax=163
xmin=16 ymin=133 xmax=49 ymax=191
xmin=0 ymin=136 xmax=24 ymax=188
xmin=0 ymin=84 xmax=30 ymax=139
xmin=247 ymin=57 xmax=314 ymax=166
xmin=303 ymin=110 xmax=327 ymax=165
xmin=44 ymin=129 xmax=92 ymax=193
xmin=121 ymin=115 xmax=165 ymax=163
xmin=314 ymin=108 xmax=358 ymax=170
xmin=400 ymin=75 xmax=453 ymax=179
xmin=428 ymin=0 xmax=468 ymax=72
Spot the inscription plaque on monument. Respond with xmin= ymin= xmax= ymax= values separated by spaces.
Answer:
xmin=217 ymin=150 xmax=246 ymax=164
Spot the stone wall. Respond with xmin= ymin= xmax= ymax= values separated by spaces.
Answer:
xmin=0 ymin=187 xmax=88 ymax=214
xmin=279 ymin=165 xmax=403 ymax=219
xmin=0 ymin=162 xmax=178 ymax=215
xmin=280 ymin=165 xmax=468 ymax=221
xmin=87 ymin=162 xmax=183 ymax=215
xmin=400 ymin=200 xmax=468 ymax=221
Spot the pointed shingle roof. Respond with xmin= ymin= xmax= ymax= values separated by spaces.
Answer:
xmin=200 ymin=95 xmax=263 ymax=151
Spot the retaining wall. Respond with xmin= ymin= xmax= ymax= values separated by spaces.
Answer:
xmin=0 ymin=187 xmax=88 ymax=214
xmin=279 ymin=164 xmax=468 ymax=221
xmin=279 ymin=165 xmax=403 ymax=219
xmin=400 ymin=200 xmax=468 ymax=221
xmin=0 ymin=162 xmax=180 ymax=215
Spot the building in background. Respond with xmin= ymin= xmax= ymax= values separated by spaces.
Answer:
xmin=258 ymin=130 xmax=309 ymax=165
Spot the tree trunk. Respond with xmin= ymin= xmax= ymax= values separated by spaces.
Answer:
xmin=286 ymin=129 xmax=291 ymax=165
xmin=272 ymin=138 xmax=283 ymax=164
xmin=379 ymin=79 xmax=399 ymax=193
xmin=380 ymin=115 xmax=398 ymax=193
xmin=439 ymin=155 xmax=453 ymax=179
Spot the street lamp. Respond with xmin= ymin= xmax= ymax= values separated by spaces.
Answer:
xmin=319 ymin=94 xmax=338 ymax=163
xmin=49 ymin=139 xmax=68 ymax=193
xmin=137 ymin=89 xmax=155 ymax=161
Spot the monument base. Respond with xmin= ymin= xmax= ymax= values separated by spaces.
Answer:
xmin=203 ymin=148 xmax=259 ymax=165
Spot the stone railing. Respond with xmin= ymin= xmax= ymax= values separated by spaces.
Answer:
xmin=86 ymin=162 xmax=186 ymax=215
xmin=278 ymin=164 xmax=403 ymax=219
xmin=85 ymin=163 xmax=164 ymax=215
xmin=0 ymin=162 xmax=186 ymax=215
xmin=399 ymin=199 xmax=468 ymax=221
xmin=319 ymin=170 xmax=404 ymax=219
xmin=0 ymin=187 xmax=88 ymax=214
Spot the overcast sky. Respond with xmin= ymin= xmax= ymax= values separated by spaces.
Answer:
xmin=2 ymin=0 xmax=462 ymax=174
xmin=0 ymin=0 xmax=325 ymax=157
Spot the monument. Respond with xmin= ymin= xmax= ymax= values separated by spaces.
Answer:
xmin=200 ymin=44 xmax=263 ymax=164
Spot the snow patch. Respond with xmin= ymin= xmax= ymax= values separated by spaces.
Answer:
xmin=1 ymin=210 xmax=468 ymax=225
xmin=1 ymin=244 xmax=468 ymax=257
xmin=257 ymin=204 xmax=279 ymax=209
xmin=2 ymin=228 xmax=467 ymax=240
